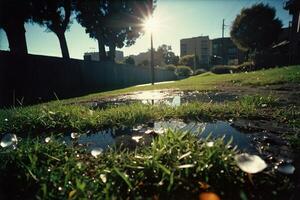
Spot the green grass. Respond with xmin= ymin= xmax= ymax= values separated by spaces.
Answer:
xmin=0 ymin=130 xmax=294 ymax=199
xmin=63 ymin=65 xmax=300 ymax=104
xmin=1 ymin=94 xmax=296 ymax=135
xmin=0 ymin=66 xmax=299 ymax=199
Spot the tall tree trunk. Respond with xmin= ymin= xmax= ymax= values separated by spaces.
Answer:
xmin=97 ymin=35 xmax=107 ymax=61
xmin=108 ymin=43 xmax=116 ymax=62
xmin=4 ymin=20 xmax=28 ymax=55
xmin=56 ymin=31 xmax=70 ymax=59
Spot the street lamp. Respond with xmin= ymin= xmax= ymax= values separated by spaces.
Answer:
xmin=143 ymin=17 xmax=157 ymax=85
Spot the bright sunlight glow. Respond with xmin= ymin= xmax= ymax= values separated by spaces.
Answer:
xmin=143 ymin=17 xmax=158 ymax=33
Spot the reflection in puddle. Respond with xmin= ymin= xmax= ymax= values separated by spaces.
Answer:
xmin=63 ymin=120 xmax=254 ymax=152
xmin=87 ymin=90 xmax=238 ymax=109
xmin=59 ymin=120 xmax=296 ymax=174
xmin=154 ymin=121 xmax=254 ymax=151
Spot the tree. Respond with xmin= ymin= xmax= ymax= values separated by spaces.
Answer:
xmin=76 ymin=0 xmax=107 ymax=61
xmin=157 ymin=44 xmax=179 ymax=65
xmin=179 ymin=54 xmax=199 ymax=69
xmin=138 ymin=59 xmax=149 ymax=67
xmin=103 ymin=0 xmax=154 ymax=62
xmin=76 ymin=0 xmax=154 ymax=62
xmin=0 ymin=0 xmax=31 ymax=54
xmin=125 ymin=56 xmax=135 ymax=65
xmin=31 ymin=0 xmax=73 ymax=59
xmin=230 ymin=3 xmax=282 ymax=53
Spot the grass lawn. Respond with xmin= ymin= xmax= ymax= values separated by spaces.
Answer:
xmin=0 ymin=66 xmax=300 ymax=199
xmin=0 ymin=130 xmax=294 ymax=199
xmin=65 ymin=65 xmax=300 ymax=103
xmin=1 ymin=66 xmax=299 ymax=135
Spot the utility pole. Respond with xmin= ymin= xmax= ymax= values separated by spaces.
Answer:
xmin=222 ymin=19 xmax=225 ymax=38
xmin=194 ymin=47 xmax=197 ymax=71
xmin=150 ymin=32 xmax=154 ymax=85
xmin=222 ymin=19 xmax=225 ymax=65
xmin=288 ymin=21 xmax=293 ymax=65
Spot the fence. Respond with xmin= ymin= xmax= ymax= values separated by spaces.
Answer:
xmin=0 ymin=51 xmax=176 ymax=107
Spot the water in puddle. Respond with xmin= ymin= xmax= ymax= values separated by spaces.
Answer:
xmin=63 ymin=120 xmax=254 ymax=152
xmin=88 ymin=91 xmax=238 ymax=109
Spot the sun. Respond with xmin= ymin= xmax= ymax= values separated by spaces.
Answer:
xmin=143 ymin=17 xmax=158 ymax=33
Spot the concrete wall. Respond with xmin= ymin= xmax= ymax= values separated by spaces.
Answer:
xmin=0 ymin=51 xmax=176 ymax=107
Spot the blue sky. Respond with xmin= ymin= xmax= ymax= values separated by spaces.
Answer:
xmin=0 ymin=0 xmax=292 ymax=59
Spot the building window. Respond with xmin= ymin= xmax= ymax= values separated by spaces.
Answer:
xmin=201 ymin=55 xmax=208 ymax=60
xmin=228 ymin=48 xmax=237 ymax=54
xmin=201 ymin=40 xmax=208 ymax=45
xmin=201 ymin=47 xmax=208 ymax=52
xmin=181 ymin=43 xmax=187 ymax=55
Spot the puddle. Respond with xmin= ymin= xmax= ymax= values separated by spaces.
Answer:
xmin=154 ymin=120 xmax=254 ymax=151
xmin=62 ymin=120 xmax=254 ymax=152
xmin=1 ymin=119 xmax=295 ymax=175
xmin=59 ymin=120 xmax=295 ymax=174
xmin=86 ymin=90 xmax=238 ymax=109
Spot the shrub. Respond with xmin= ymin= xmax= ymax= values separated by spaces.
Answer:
xmin=164 ymin=64 xmax=176 ymax=71
xmin=175 ymin=66 xmax=193 ymax=77
xmin=179 ymin=55 xmax=199 ymax=68
xmin=210 ymin=65 xmax=236 ymax=74
xmin=124 ymin=57 xmax=135 ymax=65
xmin=138 ymin=59 xmax=149 ymax=67
xmin=235 ymin=61 xmax=256 ymax=72
xmin=193 ymin=68 xmax=207 ymax=75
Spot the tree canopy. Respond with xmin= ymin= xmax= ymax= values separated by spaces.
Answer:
xmin=0 ymin=0 xmax=32 ymax=54
xmin=76 ymin=0 xmax=154 ymax=62
xmin=157 ymin=44 xmax=179 ymax=65
xmin=230 ymin=3 xmax=282 ymax=53
xmin=31 ymin=0 xmax=74 ymax=58
xmin=125 ymin=56 xmax=135 ymax=65
xmin=179 ymin=54 xmax=199 ymax=69
xmin=0 ymin=0 xmax=154 ymax=60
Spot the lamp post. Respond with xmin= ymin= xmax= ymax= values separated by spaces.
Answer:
xmin=150 ymin=31 xmax=154 ymax=85
xmin=143 ymin=17 xmax=156 ymax=85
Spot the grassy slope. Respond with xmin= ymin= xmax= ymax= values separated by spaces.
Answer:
xmin=65 ymin=65 xmax=300 ymax=103
xmin=1 ymin=95 xmax=291 ymax=135
xmin=0 ymin=66 xmax=299 ymax=135
xmin=0 ymin=67 xmax=299 ymax=199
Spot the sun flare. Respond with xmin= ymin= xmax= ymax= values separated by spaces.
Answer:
xmin=143 ymin=17 xmax=158 ymax=33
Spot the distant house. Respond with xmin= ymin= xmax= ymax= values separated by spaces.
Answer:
xmin=211 ymin=37 xmax=245 ymax=65
xmin=180 ymin=36 xmax=212 ymax=66
xmin=284 ymin=0 xmax=300 ymax=64
xmin=83 ymin=51 xmax=124 ymax=63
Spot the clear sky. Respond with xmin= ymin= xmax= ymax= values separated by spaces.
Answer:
xmin=0 ymin=0 xmax=292 ymax=59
